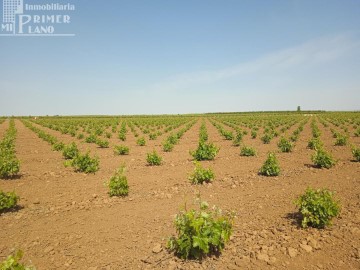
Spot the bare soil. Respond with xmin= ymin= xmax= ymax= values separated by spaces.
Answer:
xmin=0 ymin=118 xmax=359 ymax=270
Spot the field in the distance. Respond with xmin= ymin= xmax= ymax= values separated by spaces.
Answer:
xmin=0 ymin=112 xmax=359 ymax=270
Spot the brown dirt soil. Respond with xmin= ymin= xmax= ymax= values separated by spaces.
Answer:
xmin=0 ymin=117 xmax=359 ymax=270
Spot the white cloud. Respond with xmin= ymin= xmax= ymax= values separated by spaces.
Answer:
xmin=150 ymin=32 xmax=360 ymax=92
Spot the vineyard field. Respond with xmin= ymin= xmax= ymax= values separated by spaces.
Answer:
xmin=0 ymin=112 xmax=359 ymax=270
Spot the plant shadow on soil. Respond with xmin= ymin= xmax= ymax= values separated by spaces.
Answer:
xmin=304 ymin=163 xmax=323 ymax=169
xmin=285 ymin=211 xmax=303 ymax=228
xmin=1 ymin=174 xmax=23 ymax=181
xmin=168 ymin=249 xmax=222 ymax=262
xmin=0 ymin=205 xmax=24 ymax=215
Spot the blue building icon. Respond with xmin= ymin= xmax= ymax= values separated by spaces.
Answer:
xmin=3 ymin=0 xmax=23 ymax=23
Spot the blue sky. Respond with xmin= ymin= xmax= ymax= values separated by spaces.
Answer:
xmin=0 ymin=0 xmax=359 ymax=115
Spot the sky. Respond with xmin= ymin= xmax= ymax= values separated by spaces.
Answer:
xmin=0 ymin=0 xmax=359 ymax=115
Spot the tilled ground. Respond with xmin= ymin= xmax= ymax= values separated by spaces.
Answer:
xmin=0 ymin=117 xmax=359 ymax=270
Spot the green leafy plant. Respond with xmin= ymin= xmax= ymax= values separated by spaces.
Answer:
xmin=311 ymin=121 xmax=321 ymax=138
xmin=96 ymin=139 xmax=109 ymax=148
xmin=251 ymin=130 xmax=257 ymax=139
xmin=222 ymin=130 xmax=233 ymax=140
xmin=65 ymin=152 xmax=99 ymax=173
xmin=351 ymin=146 xmax=360 ymax=162
xmin=295 ymin=188 xmax=341 ymax=228
xmin=199 ymin=122 xmax=208 ymax=142
xmin=0 ymin=190 xmax=19 ymax=212
xmin=232 ymin=131 xmax=243 ymax=146
xmin=167 ymin=199 xmax=234 ymax=259
xmin=190 ymin=142 xmax=219 ymax=161
xmin=331 ymin=130 xmax=339 ymax=138
xmin=240 ymin=146 xmax=256 ymax=156
xmin=312 ymin=148 xmax=336 ymax=169
xmin=261 ymin=133 xmax=272 ymax=144
xmin=334 ymin=134 xmax=348 ymax=146
xmin=118 ymin=122 xmax=127 ymax=141
xmin=146 ymin=150 xmax=162 ymax=166
xmin=0 ymin=120 xmax=20 ymax=178
xmin=149 ymin=133 xmax=157 ymax=140
xmin=118 ymin=132 xmax=126 ymax=141
xmin=85 ymin=134 xmax=97 ymax=143
xmin=163 ymin=141 xmax=174 ymax=152
xmin=0 ymin=250 xmax=35 ymax=270
xmin=62 ymin=142 xmax=79 ymax=160
xmin=290 ymin=134 xmax=299 ymax=142
xmin=307 ymin=137 xmax=323 ymax=150
xmin=136 ymin=137 xmax=146 ymax=146
xmin=354 ymin=128 xmax=360 ymax=137
xmin=277 ymin=137 xmax=293 ymax=152
xmin=312 ymin=129 xmax=321 ymax=138
xmin=167 ymin=134 xmax=179 ymax=145
xmin=114 ymin=145 xmax=129 ymax=155
xmin=52 ymin=141 xmax=65 ymax=151
xmin=259 ymin=152 xmax=280 ymax=176
xmin=188 ymin=162 xmax=215 ymax=184
xmin=0 ymin=158 xmax=20 ymax=179
xmin=106 ymin=165 xmax=129 ymax=197
xmin=94 ymin=127 xmax=103 ymax=136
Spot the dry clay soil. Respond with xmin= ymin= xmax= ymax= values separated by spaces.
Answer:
xmin=0 ymin=118 xmax=359 ymax=270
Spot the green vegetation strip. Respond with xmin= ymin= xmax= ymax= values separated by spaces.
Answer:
xmin=0 ymin=119 xmax=20 ymax=178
